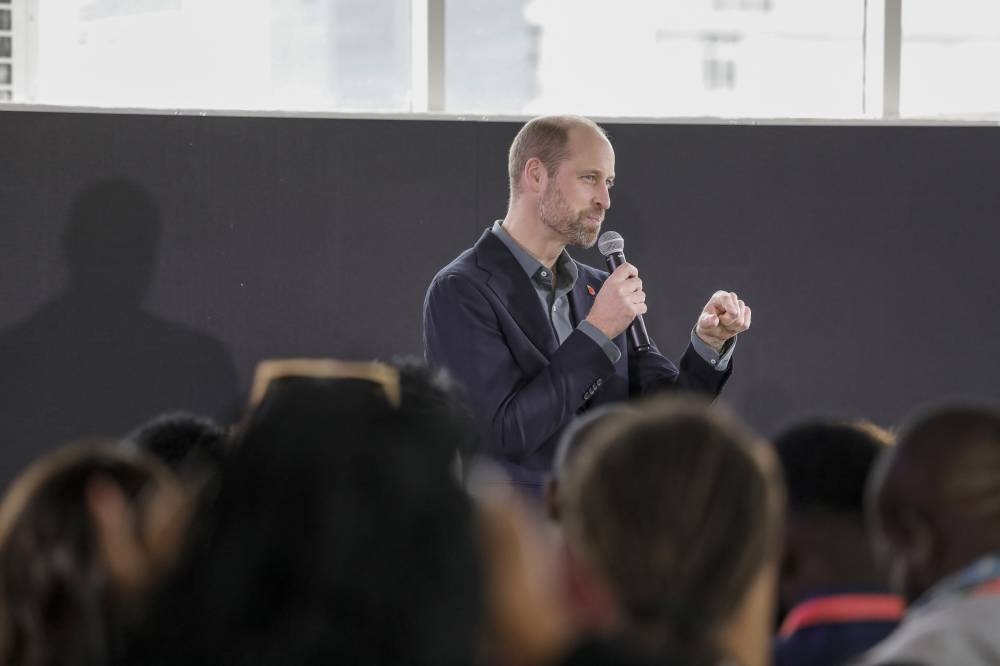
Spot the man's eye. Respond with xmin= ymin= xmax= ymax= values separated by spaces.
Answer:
xmin=606 ymin=181 xmax=615 ymax=189
xmin=582 ymin=175 xmax=597 ymax=183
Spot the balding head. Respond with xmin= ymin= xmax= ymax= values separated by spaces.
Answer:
xmin=507 ymin=115 xmax=608 ymax=200
xmin=870 ymin=405 xmax=1000 ymax=603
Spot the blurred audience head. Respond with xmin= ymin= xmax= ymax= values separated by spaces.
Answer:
xmin=545 ymin=405 xmax=636 ymax=524
xmin=0 ymin=442 xmax=187 ymax=666
xmin=124 ymin=359 xmax=482 ymax=666
xmin=775 ymin=420 xmax=893 ymax=609
xmin=561 ymin=397 xmax=784 ymax=666
xmin=125 ymin=411 xmax=228 ymax=483
xmin=392 ymin=356 xmax=480 ymax=470
xmin=869 ymin=404 xmax=1000 ymax=604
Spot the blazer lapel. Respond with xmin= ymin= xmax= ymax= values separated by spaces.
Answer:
xmin=474 ymin=230 xmax=559 ymax=356
xmin=568 ymin=262 xmax=600 ymax=327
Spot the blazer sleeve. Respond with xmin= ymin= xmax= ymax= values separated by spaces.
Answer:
xmin=628 ymin=338 xmax=731 ymax=399
xmin=424 ymin=272 xmax=616 ymax=460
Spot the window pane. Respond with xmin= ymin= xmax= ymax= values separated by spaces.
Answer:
xmin=445 ymin=1 xmax=539 ymax=114
xmin=900 ymin=1 xmax=1000 ymax=118
xmin=446 ymin=0 xmax=864 ymax=118
xmin=31 ymin=0 xmax=411 ymax=111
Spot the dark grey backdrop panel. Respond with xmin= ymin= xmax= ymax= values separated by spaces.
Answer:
xmin=0 ymin=110 xmax=997 ymax=486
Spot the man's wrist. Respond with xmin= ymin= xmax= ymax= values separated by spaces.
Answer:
xmin=690 ymin=329 xmax=736 ymax=372
xmin=578 ymin=321 xmax=622 ymax=364
xmin=695 ymin=330 xmax=725 ymax=353
xmin=583 ymin=316 xmax=617 ymax=342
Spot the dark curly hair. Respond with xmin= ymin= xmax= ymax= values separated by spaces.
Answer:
xmin=122 ymin=361 xmax=483 ymax=666
xmin=0 ymin=443 xmax=177 ymax=666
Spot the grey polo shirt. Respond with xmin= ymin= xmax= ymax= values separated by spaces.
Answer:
xmin=491 ymin=220 xmax=733 ymax=371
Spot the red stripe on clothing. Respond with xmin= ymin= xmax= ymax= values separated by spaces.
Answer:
xmin=779 ymin=594 xmax=904 ymax=638
xmin=974 ymin=578 xmax=1000 ymax=596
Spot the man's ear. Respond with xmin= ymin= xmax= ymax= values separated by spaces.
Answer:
xmin=897 ymin=507 xmax=943 ymax=599
xmin=523 ymin=157 xmax=547 ymax=195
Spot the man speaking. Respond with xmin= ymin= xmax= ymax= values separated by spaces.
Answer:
xmin=423 ymin=115 xmax=750 ymax=495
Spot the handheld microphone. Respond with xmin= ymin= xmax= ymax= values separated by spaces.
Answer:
xmin=597 ymin=231 xmax=651 ymax=353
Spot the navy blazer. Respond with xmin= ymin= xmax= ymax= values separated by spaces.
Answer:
xmin=423 ymin=229 xmax=730 ymax=491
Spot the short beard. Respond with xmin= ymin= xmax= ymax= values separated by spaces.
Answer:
xmin=538 ymin=183 xmax=600 ymax=249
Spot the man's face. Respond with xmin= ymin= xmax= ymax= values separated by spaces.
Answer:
xmin=538 ymin=126 xmax=615 ymax=249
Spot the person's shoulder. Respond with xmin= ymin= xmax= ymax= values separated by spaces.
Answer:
xmin=430 ymin=230 xmax=500 ymax=284
xmin=856 ymin=600 xmax=998 ymax=666
xmin=425 ymin=243 xmax=495 ymax=313
xmin=423 ymin=253 xmax=496 ymax=324
xmin=430 ymin=245 xmax=479 ymax=284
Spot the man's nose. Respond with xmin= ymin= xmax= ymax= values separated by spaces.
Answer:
xmin=595 ymin=184 xmax=611 ymax=211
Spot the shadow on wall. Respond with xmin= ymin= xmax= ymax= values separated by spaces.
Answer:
xmin=0 ymin=179 xmax=240 ymax=487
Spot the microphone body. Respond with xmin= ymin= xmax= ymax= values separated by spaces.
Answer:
xmin=598 ymin=232 xmax=652 ymax=353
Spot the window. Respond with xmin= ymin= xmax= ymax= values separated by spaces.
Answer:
xmin=444 ymin=0 xmax=538 ymax=114
xmin=29 ymin=0 xmax=411 ymax=111
xmin=446 ymin=0 xmax=865 ymax=118
xmin=900 ymin=1 xmax=1000 ymax=118
xmin=0 ymin=1 xmax=10 ymax=102
xmin=3 ymin=0 xmax=997 ymax=120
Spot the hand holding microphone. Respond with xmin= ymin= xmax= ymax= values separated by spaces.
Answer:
xmin=585 ymin=231 xmax=652 ymax=352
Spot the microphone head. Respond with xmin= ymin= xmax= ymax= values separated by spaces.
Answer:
xmin=597 ymin=231 xmax=624 ymax=257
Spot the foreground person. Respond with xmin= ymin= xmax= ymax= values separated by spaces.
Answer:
xmin=560 ymin=397 xmax=784 ymax=666
xmin=0 ymin=443 xmax=189 ymax=666
xmin=858 ymin=405 xmax=1000 ymax=666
